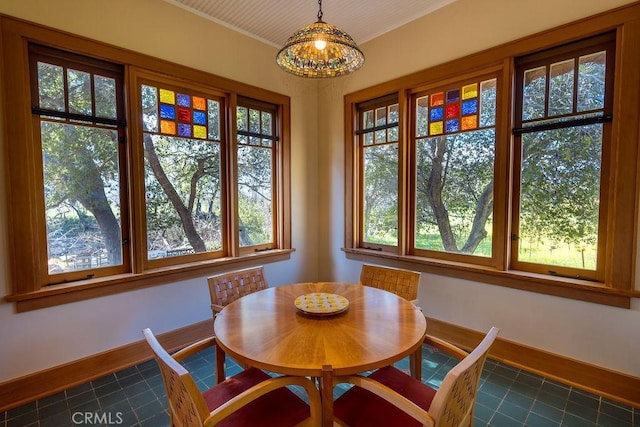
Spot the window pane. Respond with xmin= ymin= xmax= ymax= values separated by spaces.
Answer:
xmin=237 ymin=106 xmax=248 ymax=132
xmin=144 ymin=135 xmax=222 ymax=259
xmin=249 ymin=108 xmax=260 ymax=133
xmin=548 ymin=59 xmax=575 ymax=116
xmin=42 ymin=121 xmax=122 ymax=273
xmin=67 ymin=69 xmax=92 ymax=116
xmin=363 ymin=110 xmax=374 ymax=129
xmin=415 ymin=130 xmax=494 ymax=256
xmin=577 ymin=51 xmax=606 ymax=112
xmin=94 ymin=75 xmax=117 ymax=119
xmin=523 ymin=66 xmax=546 ymax=121
xmin=416 ymin=96 xmax=429 ymax=137
xmin=208 ymin=99 xmax=220 ymax=140
xmin=479 ymin=79 xmax=497 ymax=127
xmin=141 ymin=85 xmax=158 ymax=132
xmin=363 ymin=143 xmax=398 ymax=245
xmin=262 ymin=111 xmax=272 ymax=135
xmin=37 ymin=62 xmax=64 ymax=112
xmin=375 ymin=106 xmax=386 ymax=126
xmin=518 ymin=124 xmax=602 ymax=270
xmin=238 ymin=145 xmax=273 ymax=246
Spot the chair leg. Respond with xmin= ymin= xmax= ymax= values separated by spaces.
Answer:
xmin=410 ymin=345 xmax=422 ymax=380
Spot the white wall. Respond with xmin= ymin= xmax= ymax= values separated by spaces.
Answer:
xmin=0 ymin=0 xmax=319 ymax=383
xmin=318 ymin=0 xmax=640 ymax=378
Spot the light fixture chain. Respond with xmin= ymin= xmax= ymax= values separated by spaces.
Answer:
xmin=317 ymin=0 xmax=323 ymax=21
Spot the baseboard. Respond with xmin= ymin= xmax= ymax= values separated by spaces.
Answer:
xmin=0 ymin=319 xmax=213 ymax=412
xmin=1 ymin=317 xmax=638 ymax=412
xmin=426 ymin=317 xmax=640 ymax=408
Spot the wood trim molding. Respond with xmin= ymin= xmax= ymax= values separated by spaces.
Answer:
xmin=0 ymin=320 xmax=213 ymax=412
xmin=1 ymin=317 xmax=637 ymax=413
xmin=426 ymin=317 xmax=640 ymax=408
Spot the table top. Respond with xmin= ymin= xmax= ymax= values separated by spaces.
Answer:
xmin=213 ymin=282 xmax=427 ymax=377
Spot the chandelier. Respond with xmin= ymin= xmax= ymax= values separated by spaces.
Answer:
xmin=276 ymin=0 xmax=365 ymax=78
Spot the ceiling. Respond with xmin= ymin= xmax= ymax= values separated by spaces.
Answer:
xmin=165 ymin=0 xmax=458 ymax=48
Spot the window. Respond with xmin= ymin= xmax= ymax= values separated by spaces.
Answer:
xmin=356 ymin=95 xmax=400 ymax=249
xmin=411 ymin=77 xmax=498 ymax=264
xmin=2 ymin=17 xmax=291 ymax=311
xmin=512 ymin=33 xmax=615 ymax=282
xmin=345 ymin=7 xmax=640 ymax=307
xmin=236 ymin=98 xmax=278 ymax=251
xmin=29 ymin=45 xmax=129 ymax=283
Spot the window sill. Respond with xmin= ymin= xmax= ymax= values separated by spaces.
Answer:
xmin=343 ymin=248 xmax=636 ymax=308
xmin=5 ymin=249 xmax=294 ymax=312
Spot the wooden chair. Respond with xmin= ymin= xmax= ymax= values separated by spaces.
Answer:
xmin=331 ymin=327 xmax=500 ymax=427
xmin=207 ymin=266 xmax=269 ymax=315
xmin=359 ymin=264 xmax=420 ymax=305
xmin=143 ymin=328 xmax=321 ymax=427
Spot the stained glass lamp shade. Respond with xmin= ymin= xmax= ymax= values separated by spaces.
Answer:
xmin=276 ymin=1 xmax=364 ymax=78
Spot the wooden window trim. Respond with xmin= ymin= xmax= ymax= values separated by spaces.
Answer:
xmin=1 ymin=16 xmax=292 ymax=311
xmin=344 ymin=3 xmax=640 ymax=308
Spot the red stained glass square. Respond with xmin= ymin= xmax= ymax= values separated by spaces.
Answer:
xmin=177 ymin=107 xmax=191 ymax=122
xmin=446 ymin=103 xmax=459 ymax=118
xmin=430 ymin=92 xmax=444 ymax=107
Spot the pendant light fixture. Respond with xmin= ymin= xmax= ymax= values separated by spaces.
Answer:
xmin=276 ymin=0 xmax=365 ymax=78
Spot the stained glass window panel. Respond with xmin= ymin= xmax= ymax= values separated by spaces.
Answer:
xmin=193 ymin=96 xmax=206 ymax=110
xmin=577 ymin=51 xmax=606 ymax=112
xmin=430 ymin=121 xmax=443 ymax=135
xmin=523 ymin=66 xmax=546 ymax=121
xmin=38 ymin=62 xmax=65 ymax=112
xmin=159 ymin=89 xmax=175 ymax=105
xmin=549 ymin=59 xmax=575 ymax=116
xmin=461 ymin=115 xmax=478 ymax=130
xmin=178 ymin=123 xmax=191 ymax=137
xmin=462 ymin=100 xmax=478 ymax=116
xmin=160 ymin=120 xmax=176 ymax=135
xmin=431 ymin=92 xmax=444 ymax=107
xmin=446 ymin=119 xmax=460 ymax=133
xmin=94 ymin=75 xmax=117 ymax=120
xmin=446 ymin=103 xmax=460 ymax=119
xmin=160 ymin=105 xmax=175 ymax=120
xmin=446 ymin=89 xmax=460 ymax=103
xmin=177 ymin=107 xmax=191 ymax=122
xmin=177 ymin=93 xmax=190 ymax=107
xmin=193 ymin=111 xmax=206 ymax=125
xmin=193 ymin=125 xmax=206 ymax=139
xmin=430 ymin=107 xmax=444 ymax=121
xmin=462 ymin=83 xmax=478 ymax=100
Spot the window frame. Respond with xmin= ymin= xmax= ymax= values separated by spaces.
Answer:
xmin=344 ymin=4 xmax=640 ymax=308
xmin=1 ymin=16 xmax=292 ymax=312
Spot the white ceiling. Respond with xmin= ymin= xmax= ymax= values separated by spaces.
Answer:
xmin=165 ymin=0 xmax=458 ymax=48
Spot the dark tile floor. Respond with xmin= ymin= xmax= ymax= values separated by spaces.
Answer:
xmin=2 ymin=343 xmax=638 ymax=426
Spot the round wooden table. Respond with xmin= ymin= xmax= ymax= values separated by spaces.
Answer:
xmin=213 ymin=282 xmax=427 ymax=426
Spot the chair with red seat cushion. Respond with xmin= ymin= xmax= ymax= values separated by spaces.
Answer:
xmin=143 ymin=328 xmax=321 ymax=427
xmin=332 ymin=327 xmax=499 ymax=427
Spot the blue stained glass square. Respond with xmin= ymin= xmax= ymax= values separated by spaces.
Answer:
xmin=462 ymin=100 xmax=478 ymax=115
xmin=177 ymin=93 xmax=191 ymax=107
xmin=430 ymin=107 xmax=444 ymax=121
xmin=160 ymin=104 xmax=176 ymax=120
xmin=446 ymin=119 xmax=459 ymax=133
xmin=446 ymin=89 xmax=460 ymax=103
xmin=178 ymin=123 xmax=191 ymax=137
xmin=193 ymin=111 xmax=206 ymax=125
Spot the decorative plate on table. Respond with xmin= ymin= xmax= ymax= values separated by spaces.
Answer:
xmin=294 ymin=293 xmax=349 ymax=317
